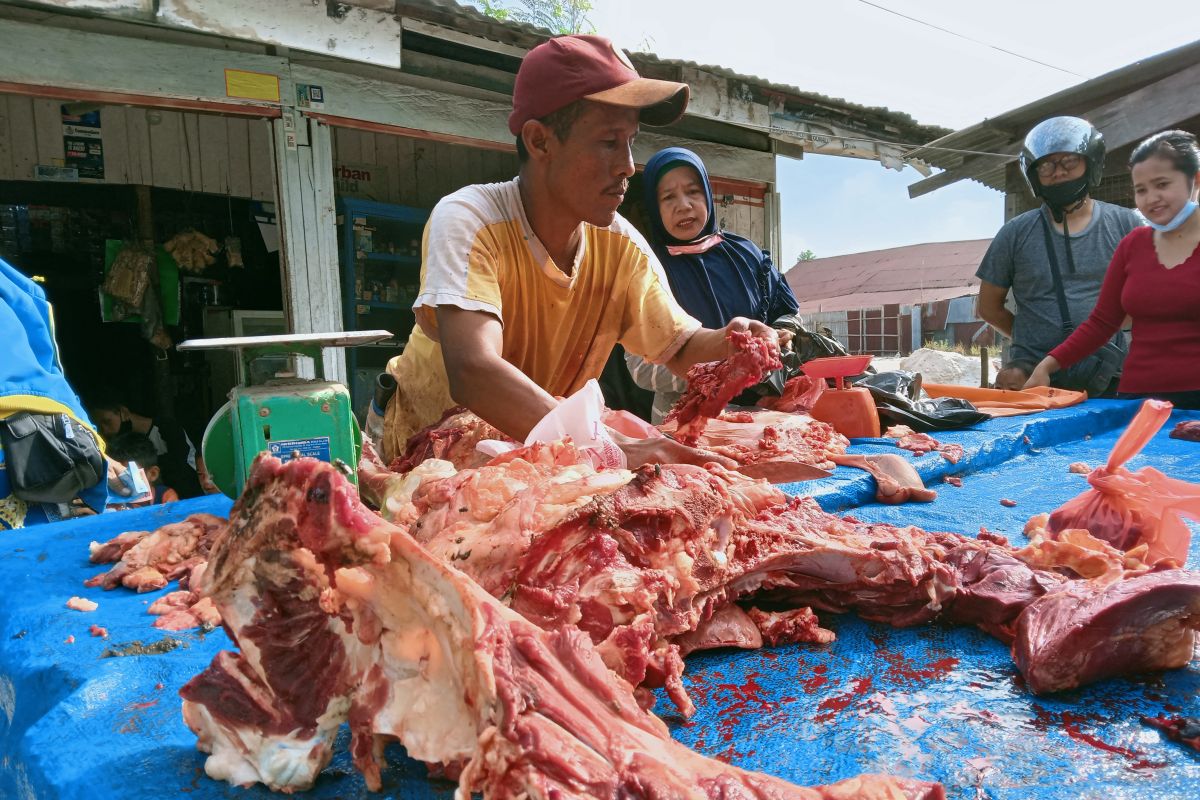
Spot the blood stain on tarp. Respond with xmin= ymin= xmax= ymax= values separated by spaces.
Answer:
xmin=800 ymin=663 xmax=829 ymax=693
xmin=814 ymin=677 xmax=874 ymax=724
xmin=869 ymin=634 xmax=960 ymax=686
xmin=1030 ymin=705 xmax=1165 ymax=769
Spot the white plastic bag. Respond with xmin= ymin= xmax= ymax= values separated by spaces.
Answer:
xmin=474 ymin=380 xmax=626 ymax=468
xmin=526 ymin=380 xmax=626 ymax=468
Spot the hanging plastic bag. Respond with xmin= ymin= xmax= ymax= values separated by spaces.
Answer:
xmin=1047 ymin=399 xmax=1200 ymax=565
xmin=103 ymin=242 xmax=153 ymax=308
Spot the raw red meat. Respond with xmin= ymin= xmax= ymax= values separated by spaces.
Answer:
xmin=149 ymin=562 xmax=222 ymax=630
xmin=1047 ymin=400 xmax=1200 ymax=564
xmin=1013 ymin=569 xmax=1200 ymax=693
xmin=757 ymin=374 xmax=825 ymax=413
xmin=180 ymin=455 xmax=943 ymax=799
xmin=395 ymin=445 xmax=1200 ymax=715
xmin=831 ymin=453 xmax=938 ymax=504
xmin=885 ymin=426 xmax=964 ymax=464
xmin=667 ymin=330 xmax=782 ymax=445
xmin=85 ymin=513 xmax=226 ymax=592
xmin=663 ymin=408 xmax=847 ymax=475
xmin=390 ymin=406 xmax=512 ymax=474
xmin=747 ymin=607 xmax=836 ymax=647
xmin=1170 ymin=420 xmax=1200 ymax=442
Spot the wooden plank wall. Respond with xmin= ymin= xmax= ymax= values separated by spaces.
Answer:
xmin=713 ymin=197 xmax=766 ymax=245
xmin=331 ymin=126 xmax=517 ymax=210
xmin=0 ymin=94 xmax=275 ymax=200
xmin=330 ymin=126 xmax=768 ymax=243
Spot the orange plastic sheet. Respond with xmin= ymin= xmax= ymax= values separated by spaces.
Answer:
xmin=921 ymin=383 xmax=1086 ymax=418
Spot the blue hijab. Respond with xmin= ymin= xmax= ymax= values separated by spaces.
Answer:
xmin=642 ymin=147 xmax=798 ymax=330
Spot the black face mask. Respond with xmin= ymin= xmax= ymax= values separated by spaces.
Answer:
xmin=1038 ymin=175 xmax=1089 ymax=222
xmin=118 ymin=420 xmax=133 ymax=436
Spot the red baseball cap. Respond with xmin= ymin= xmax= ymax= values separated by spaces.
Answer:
xmin=508 ymin=35 xmax=690 ymax=136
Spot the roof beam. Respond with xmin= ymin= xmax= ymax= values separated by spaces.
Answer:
xmin=910 ymin=59 xmax=1200 ymax=198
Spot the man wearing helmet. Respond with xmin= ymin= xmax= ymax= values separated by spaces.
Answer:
xmin=976 ymin=116 xmax=1141 ymax=394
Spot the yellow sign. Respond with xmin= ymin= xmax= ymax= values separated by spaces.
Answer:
xmin=224 ymin=69 xmax=281 ymax=103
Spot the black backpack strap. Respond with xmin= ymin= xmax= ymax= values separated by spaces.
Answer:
xmin=1038 ymin=212 xmax=1074 ymax=335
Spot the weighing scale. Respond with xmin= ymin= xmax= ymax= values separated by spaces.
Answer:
xmin=178 ymin=330 xmax=392 ymax=497
xmin=801 ymin=354 xmax=880 ymax=439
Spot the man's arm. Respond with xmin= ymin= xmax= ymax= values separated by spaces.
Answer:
xmin=664 ymin=317 xmax=779 ymax=377
xmin=976 ymin=281 xmax=1014 ymax=339
xmin=437 ymin=305 xmax=735 ymax=468
xmin=436 ymin=305 xmax=558 ymax=441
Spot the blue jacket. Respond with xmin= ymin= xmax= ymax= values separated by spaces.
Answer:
xmin=1 ymin=257 xmax=108 ymax=526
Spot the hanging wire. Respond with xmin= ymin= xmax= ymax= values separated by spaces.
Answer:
xmin=854 ymin=0 xmax=1088 ymax=79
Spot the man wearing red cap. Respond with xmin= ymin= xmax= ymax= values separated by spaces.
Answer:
xmin=381 ymin=35 xmax=779 ymax=466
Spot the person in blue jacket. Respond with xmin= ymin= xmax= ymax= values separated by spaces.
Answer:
xmin=625 ymin=147 xmax=800 ymax=421
xmin=1 ymin=257 xmax=123 ymax=528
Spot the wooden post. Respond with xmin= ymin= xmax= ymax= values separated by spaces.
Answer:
xmin=980 ymin=346 xmax=989 ymax=389
xmin=272 ymin=110 xmax=346 ymax=383
xmin=135 ymin=185 xmax=175 ymax=419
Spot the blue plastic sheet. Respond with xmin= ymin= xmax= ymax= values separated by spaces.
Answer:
xmin=1 ymin=400 xmax=1197 ymax=799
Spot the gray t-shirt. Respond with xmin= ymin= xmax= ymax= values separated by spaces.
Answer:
xmin=976 ymin=200 xmax=1141 ymax=365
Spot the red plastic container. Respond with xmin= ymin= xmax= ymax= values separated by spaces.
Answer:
xmin=801 ymin=355 xmax=880 ymax=439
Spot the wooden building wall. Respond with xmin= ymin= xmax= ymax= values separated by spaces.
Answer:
xmin=329 ymin=125 xmax=767 ymax=241
xmin=0 ymin=95 xmax=275 ymax=200
xmin=330 ymin=126 xmax=517 ymax=211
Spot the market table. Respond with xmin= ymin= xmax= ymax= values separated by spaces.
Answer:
xmin=1 ymin=399 xmax=1197 ymax=799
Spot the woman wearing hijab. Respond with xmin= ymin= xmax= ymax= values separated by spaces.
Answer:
xmin=626 ymin=147 xmax=800 ymax=421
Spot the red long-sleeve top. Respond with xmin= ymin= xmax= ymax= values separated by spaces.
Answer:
xmin=1050 ymin=226 xmax=1200 ymax=393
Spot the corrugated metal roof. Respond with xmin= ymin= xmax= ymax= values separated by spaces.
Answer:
xmin=787 ymin=239 xmax=991 ymax=313
xmin=397 ymin=0 xmax=947 ymax=143
xmin=905 ymin=38 xmax=1200 ymax=192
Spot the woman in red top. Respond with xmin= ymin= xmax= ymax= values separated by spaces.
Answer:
xmin=1025 ymin=130 xmax=1200 ymax=408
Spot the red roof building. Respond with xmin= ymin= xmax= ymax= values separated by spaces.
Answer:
xmin=785 ymin=239 xmax=994 ymax=354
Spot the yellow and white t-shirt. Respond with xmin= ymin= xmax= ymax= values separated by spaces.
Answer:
xmin=382 ymin=177 xmax=700 ymax=459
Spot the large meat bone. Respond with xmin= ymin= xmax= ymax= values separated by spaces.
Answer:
xmin=182 ymin=455 xmax=944 ymax=799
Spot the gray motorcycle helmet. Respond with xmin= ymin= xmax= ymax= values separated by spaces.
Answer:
xmin=1018 ymin=116 xmax=1106 ymax=197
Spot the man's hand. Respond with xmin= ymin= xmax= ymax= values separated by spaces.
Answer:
xmin=1023 ymin=356 xmax=1059 ymax=389
xmin=668 ymin=316 xmax=781 ymax=377
xmin=610 ymin=429 xmax=737 ymax=469
xmin=105 ymin=457 xmax=132 ymax=497
xmin=774 ymin=327 xmax=794 ymax=351
xmin=722 ymin=317 xmax=779 ymax=356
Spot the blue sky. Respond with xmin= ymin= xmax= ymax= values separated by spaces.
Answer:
xmin=776 ymin=155 xmax=1003 ymax=264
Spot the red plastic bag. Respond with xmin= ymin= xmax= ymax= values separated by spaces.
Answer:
xmin=1048 ymin=400 xmax=1200 ymax=565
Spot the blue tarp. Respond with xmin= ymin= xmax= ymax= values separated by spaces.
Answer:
xmin=1 ymin=399 xmax=1197 ymax=799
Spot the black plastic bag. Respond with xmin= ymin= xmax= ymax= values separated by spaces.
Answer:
xmin=855 ymin=370 xmax=990 ymax=432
